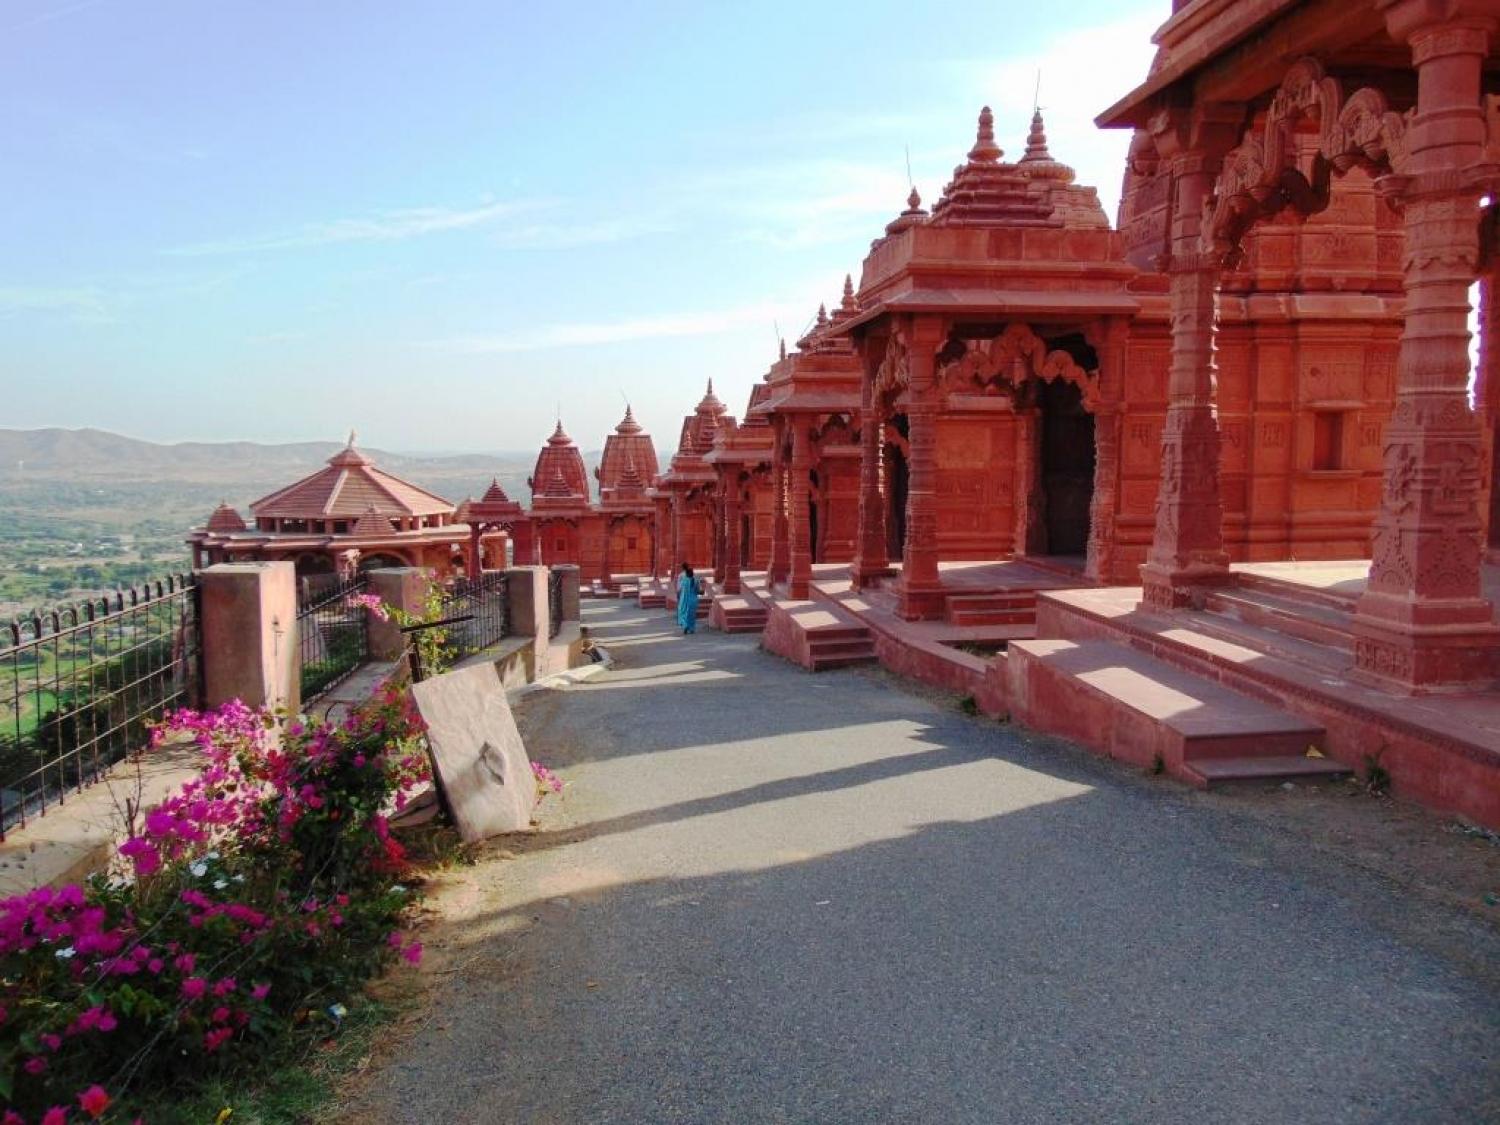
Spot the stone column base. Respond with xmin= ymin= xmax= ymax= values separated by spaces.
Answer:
xmin=1138 ymin=560 xmax=1231 ymax=612
xmin=897 ymin=579 xmax=946 ymax=621
xmin=1352 ymin=596 xmax=1500 ymax=693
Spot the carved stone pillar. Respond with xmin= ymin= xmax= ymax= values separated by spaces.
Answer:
xmin=789 ymin=416 xmax=814 ymax=598
xmin=1013 ymin=407 xmax=1044 ymax=556
xmin=899 ymin=327 xmax=945 ymax=620
xmin=1141 ymin=154 xmax=1231 ymax=609
xmin=670 ymin=498 xmax=683 ymax=574
xmin=1480 ymin=216 xmax=1500 ymax=554
xmin=599 ymin=516 xmax=614 ymax=589
xmin=1086 ymin=406 xmax=1122 ymax=583
xmin=769 ymin=420 xmax=790 ymax=585
xmin=853 ymin=349 xmax=891 ymax=589
xmin=1352 ymin=8 xmax=1499 ymax=689
xmin=724 ymin=477 xmax=743 ymax=594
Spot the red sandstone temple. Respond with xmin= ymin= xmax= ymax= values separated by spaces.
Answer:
xmin=635 ymin=0 xmax=1500 ymax=830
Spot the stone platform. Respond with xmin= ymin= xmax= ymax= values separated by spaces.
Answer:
xmin=779 ymin=558 xmax=1500 ymax=827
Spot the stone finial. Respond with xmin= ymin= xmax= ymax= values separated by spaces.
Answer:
xmin=842 ymin=274 xmax=857 ymax=311
xmin=1024 ymin=109 xmax=1048 ymax=160
xmin=779 ymin=337 xmax=787 ymax=361
xmin=907 ymin=186 xmax=922 ymax=212
xmin=346 ymin=428 xmax=357 ymax=449
xmin=548 ymin=420 xmax=572 ymax=445
xmin=1017 ymin=107 xmax=1075 ymax=182
xmin=816 ymin=303 xmax=828 ymax=328
xmin=968 ymin=105 xmax=1002 ymax=164
xmin=616 ymin=404 xmax=643 ymax=435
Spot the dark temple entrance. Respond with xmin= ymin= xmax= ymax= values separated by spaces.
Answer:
xmin=1037 ymin=379 xmax=1094 ymax=557
xmin=885 ymin=414 xmax=909 ymax=561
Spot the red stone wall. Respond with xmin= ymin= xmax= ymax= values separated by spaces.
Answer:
xmin=817 ymin=451 xmax=861 ymax=563
xmin=933 ymin=409 xmax=1015 ymax=560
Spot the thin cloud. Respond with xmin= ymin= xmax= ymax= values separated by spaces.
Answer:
xmin=7 ymin=0 xmax=108 ymax=32
xmin=0 ymin=285 xmax=112 ymax=320
xmin=426 ymin=289 xmax=831 ymax=355
xmin=164 ymin=199 xmax=543 ymax=257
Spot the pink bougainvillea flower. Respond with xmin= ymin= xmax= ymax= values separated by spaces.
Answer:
xmin=402 ymin=941 xmax=423 ymax=965
xmin=41 ymin=1108 xmax=69 ymax=1125
xmin=3 ymin=1109 xmax=25 ymax=1125
xmin=251 ymin=982 xmax=272 ymax=1001
xmin=204 ymin=1026 xmax=233 ymax=1053
xmin=181 ymin=976 xmax=208 ymax=1001
xmin=24 ymin=1055 xmax=48 ymax=1075
xmin=78 ymin=1085 xmax=110 ymax=1119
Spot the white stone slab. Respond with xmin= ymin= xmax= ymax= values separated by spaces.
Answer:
xmin=410 ymin=662 xmax=535 ymax=842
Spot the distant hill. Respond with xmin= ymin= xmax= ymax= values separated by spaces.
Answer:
xmin=0 ymin=427 xmax=540 ymax=490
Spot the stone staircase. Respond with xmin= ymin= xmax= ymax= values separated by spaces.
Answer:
xmin=945 ymin=590 xmax=1038 ymax=628
xmin=805 ymin=624 xmax=877 ymax=672
xmin=637 ymin=582 xmax=666 ymax=609
xmin=1009 ymin=637 xmax=1351 ymax=787
xmin=714 ymin=596 xmax=770 ymax=634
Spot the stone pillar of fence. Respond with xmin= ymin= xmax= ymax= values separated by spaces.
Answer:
xmin=552 ymin=565 xmax=581 ymax=622
xmin=365 ymin=567 xmax=433 ymax=661
xmin=200 ymin=561 xmax=299 ymax=714
xmin=504 ymin=566 xmax=550 ymax=638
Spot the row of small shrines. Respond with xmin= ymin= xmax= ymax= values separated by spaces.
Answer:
xmin=194 ymin=57 xmax=1500 ymax=696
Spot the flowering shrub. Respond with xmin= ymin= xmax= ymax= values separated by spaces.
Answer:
xmin=0 ymin=685 xmax=431 ymax=1120
xmin=530 ymin=762 xmax=564 ymax=798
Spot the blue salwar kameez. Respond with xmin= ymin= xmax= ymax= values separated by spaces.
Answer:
xmin=676 ymin=574 xmax=699 ymax=634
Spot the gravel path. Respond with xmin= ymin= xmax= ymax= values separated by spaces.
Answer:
xmin=343 ymin=600 xmax=1500 ymax=1124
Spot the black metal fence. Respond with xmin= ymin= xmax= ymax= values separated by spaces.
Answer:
xmin=438 ymin=571 xmax=511 ymax=663
xmin=0 ymin=574 xmax=201 ymax=839
xmin=548 ymin=569 xmax=564 ymax=638
xmin=297 ymin=575 xmax=371 ymax=703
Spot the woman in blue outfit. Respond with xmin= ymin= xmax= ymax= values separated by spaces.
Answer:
xmin=676 ymin=562 xmax=699 ymax=635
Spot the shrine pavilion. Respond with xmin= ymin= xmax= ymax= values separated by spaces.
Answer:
xmin=188 ymin=436 xmax=507 ymax=579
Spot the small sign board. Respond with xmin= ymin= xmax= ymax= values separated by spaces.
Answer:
xmin=409 ymin=662 xmax=536 ymax=842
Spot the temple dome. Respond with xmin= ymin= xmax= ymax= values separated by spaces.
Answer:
xmin=929 ymin=106 xmax=1055 ymax=228
xmin=205 ymin=501 xmax=247 ymax=533
xmin=528 ymin=420 xmax=591 ymax=507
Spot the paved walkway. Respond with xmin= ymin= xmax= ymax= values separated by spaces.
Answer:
xmin=346 ymin=600 xmax=1500 ymax=1124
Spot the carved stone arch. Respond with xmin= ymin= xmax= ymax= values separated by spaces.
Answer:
xmin=1205 ymin=56 xmax=1411 ymax=259
xmin=938 ymin=322 xmax=1100 ymax=411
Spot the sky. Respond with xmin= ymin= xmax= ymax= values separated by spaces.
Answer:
xmin=1 ymin=0 xmax=1166 ymax=455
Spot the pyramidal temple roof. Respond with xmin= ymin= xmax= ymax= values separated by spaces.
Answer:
xmin=529 ymin=419 xmax=591 ymax=507
xmin=250 ymin=435 xmax=454 ymax=520
xmin=599 ymin=404 xmax=659 ymax=506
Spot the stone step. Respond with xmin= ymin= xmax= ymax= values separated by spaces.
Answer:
xmin=1203 ymin=587 xmax=1354 ymax=650
xmin=809 ymin=652 xmax=877 ymax=671
xmin=808 ymin=636 xmax=876 ymax=656
xmin=1182 ymin=755 xmax=1353 ymax=788
xmin=1237 ymin=571 xmax=1360 ymax=613
xmin=949 ymin=608 xmax=1036 ymax=627
xmin=1010 ymin=638 xmax=1326 ymax=775
xmin=1172 ymin=610 xmax=1352 ymax=678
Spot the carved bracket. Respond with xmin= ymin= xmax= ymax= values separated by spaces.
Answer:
xmin=937 ymin=323 xmax=1100 ymax=411
xmin=1204 ymin=57 xmax=1412 ymax=258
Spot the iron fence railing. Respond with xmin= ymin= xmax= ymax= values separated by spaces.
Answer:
xmin=548 ymin=569 xmax=564 ymax=639
xmin=438 ymin=572 xmax=510 ymax=664
xmin=0 ymin=574 xmax=201 ymax=839
xmin=297 ymin=575 xmax=370 ymax=703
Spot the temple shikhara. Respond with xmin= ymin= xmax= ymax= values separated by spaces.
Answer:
xmin=188 ymin=0 xmax=1500 ymax=830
